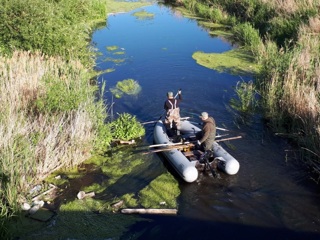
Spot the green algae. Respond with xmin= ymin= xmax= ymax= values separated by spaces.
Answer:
xmin=106 ymin=45 xmax=119 ymax=51
xmin=110 ymin=78 xmax=142 ymax=98
xmin=104 ymin=57 xmax=126 ymax=64
xmin=100 ymin=150 xmax=144 ymax=185
xmin=132 ymin=9 xmax=154 ymax=20
xmin=139 ymin=172 xmax=180 ymax=209
xmin=17 ymin=198 xmax=143 ymax=240
xmin=114 ymin=51 xmax=125 ymax=55
xmin=106 ymin=0 xmax=153 ymax=15
xmin=192 ymin=48 xmax=260 ymax=75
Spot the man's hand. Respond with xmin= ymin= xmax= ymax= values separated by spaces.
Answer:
xmin=178 ymin=90 xmax=182 ymax=95
xmin=197 ymin=140 xmax=201 ymax=146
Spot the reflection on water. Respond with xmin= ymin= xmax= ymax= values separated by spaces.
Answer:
xmin=91 ymin=3 xmax=320 ymax=238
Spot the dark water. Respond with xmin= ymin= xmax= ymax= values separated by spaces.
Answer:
xmin=92 ymin=4 xmax=320 ymax=239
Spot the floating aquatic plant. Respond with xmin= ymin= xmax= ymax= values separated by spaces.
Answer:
xmin=110 ymin=78 xmax=141 ymax=98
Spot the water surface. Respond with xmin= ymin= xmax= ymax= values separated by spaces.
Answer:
xmin=92 ymin=4 xmax=320 ymax=239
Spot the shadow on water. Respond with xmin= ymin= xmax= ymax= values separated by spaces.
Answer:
xmin=121 ymin=214 xmax=320 ymax=240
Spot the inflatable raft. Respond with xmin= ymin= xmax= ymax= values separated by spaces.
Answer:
xmin=153 ymin=119 xmax=240 ymax=183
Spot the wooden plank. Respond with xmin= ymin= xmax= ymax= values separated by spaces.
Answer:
xmin=121 ymin=208 xmax=177 ymax=215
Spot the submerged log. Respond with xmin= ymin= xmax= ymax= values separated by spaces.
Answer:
xmin=121 ymin=208 xmax=177 ymax=215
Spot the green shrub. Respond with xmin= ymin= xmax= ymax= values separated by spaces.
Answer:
xmin=0 ymin=0 xmax=106 ymax=63
xmin=232 ymin=22 xmax=262 ymax=53
xmin=109 ymin=113 xmax=145 ymax=141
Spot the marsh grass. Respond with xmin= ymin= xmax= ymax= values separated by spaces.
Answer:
xmin=182 ymin=0 xmax=320 ymax=177
xmin=230 ymin=80 xmax=259 ymax=113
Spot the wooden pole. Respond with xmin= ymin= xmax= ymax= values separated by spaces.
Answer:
xmin=141 ymin=116 xmax=190 ymax=125
xmin=148 ymin=141 xmax=190 ymax=148
xmin=216 ymin=135 xmax=242 ymax=142
xmin=143 ymin=136 xmax=242 ymax=154
xmin=143 ymin=143 xmax=194 ymax=154
xmin=121 ymin=208 xmax=177 ymax=215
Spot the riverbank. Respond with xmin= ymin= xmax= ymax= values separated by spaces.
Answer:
xmin=0 ymin=0 xmax=152 ymax=238
xmin=178 ymin=0 xmax=320 ymax=182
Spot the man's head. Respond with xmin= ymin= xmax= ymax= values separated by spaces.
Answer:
xmin=167 ymin=91 xmax=173 ymax=98
xmin=199 ymin=112 xmax=208 ymax=120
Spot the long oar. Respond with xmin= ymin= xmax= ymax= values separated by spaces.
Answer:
xmin=189 ymin=121 xmax=229 ymax=132
xmin=143 ymin=136 xmax=242 ymax=154
xmin=148 ymin=141 xmax=190 ymax=148
xmin=141 ymin=117 xmax=190 ymax=125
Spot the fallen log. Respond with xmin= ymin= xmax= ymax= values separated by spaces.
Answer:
xmin=121 ymin=208 xmax=177 ymax=215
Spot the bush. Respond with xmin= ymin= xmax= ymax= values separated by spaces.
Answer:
xmin=109 ymin=113 xmax=145 ymax=141
xmin=232 ymin=22 xmax=262 ymax=53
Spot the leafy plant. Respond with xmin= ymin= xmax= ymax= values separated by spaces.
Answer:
xmin=109 ymin=113 xmax=145 ymax=141
xmin=230 ymin=80 xmax=259 ymax=113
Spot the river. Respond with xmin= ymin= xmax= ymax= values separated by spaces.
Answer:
xmin=92 ymin=3 xmax=320 ymax=239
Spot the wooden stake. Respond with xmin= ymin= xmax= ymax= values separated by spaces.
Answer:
xmin=121 ymin=208 xmax=177 ymax=215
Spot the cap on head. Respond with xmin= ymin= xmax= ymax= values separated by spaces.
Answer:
xmin=200 ymin=112 xmax=208 ymax=119
xmin=167 ymin=91 xmax=173 ymax=97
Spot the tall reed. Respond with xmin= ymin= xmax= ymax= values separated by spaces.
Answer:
xmin=0 ymin=51 xmax=111 ymax=237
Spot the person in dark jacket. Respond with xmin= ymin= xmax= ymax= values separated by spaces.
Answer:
xmin=196 ymin=112 xmax=216 ymax=151
xmin=164 ymin=90 xmax=182 ymax=131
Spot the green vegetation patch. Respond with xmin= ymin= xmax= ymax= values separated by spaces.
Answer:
xmin=132 ymin=9 xmax=154 ymax=20
xmin=106 ymin=45 xmax=119 ymax=51
xmin=109 ymin=113 xmax=145 ymax=141
xmin=198 ymin=21 xmax=233 ymax=39
xmin=101 ymin=151 xmax=144 ymax=185
xmin=25 ymin=198 xmax=141 ymax=239
xmin=110 ymin=79 xmax=141 ymax=98
xmin=106 ymin=0 xmax=153 ymax=15
xmin=104 ymin=57 xmax=126 ymax=64
xmin=114 ymin=51 xmax=125 ymax=55
xmin=139 ymin=172 xmax=180 ymax=209
xmin=192 ymin=48 xmax=260 ymax=75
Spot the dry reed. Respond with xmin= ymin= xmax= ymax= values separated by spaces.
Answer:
xmin=0 ymin=51 xmax=96 ymax=208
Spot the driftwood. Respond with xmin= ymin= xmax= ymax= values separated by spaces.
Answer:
xmin=121 ymin=208 xmax=177 ymax=215
xmin=112 ymin=200 xmax=124 ymax=209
